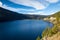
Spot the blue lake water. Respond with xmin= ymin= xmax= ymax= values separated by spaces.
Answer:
xmin=0 ymin=20 xmax=53 ymax=40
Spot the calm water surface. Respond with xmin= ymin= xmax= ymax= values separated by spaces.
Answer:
xmin=0 ymin=20 xmax=53 ymax=40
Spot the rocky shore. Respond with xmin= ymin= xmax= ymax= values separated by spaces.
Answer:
xmin=42 ymin=15 xmax=60 ymax=40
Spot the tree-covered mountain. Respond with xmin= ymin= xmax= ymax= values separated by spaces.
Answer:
xmin=0 ymin=7 xmax=47 ymax=22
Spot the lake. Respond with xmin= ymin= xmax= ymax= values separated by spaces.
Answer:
xmin=0 ymin=20 xmax=53 ymax=40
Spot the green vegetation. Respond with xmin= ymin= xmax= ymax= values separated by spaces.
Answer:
xmin=51 ymin=11 xmax=60 ymax=17
xmin=41 ymin=11 xmax=60 ymax=40
xmin=42 ymin=11 xmax=60 ymax=37
xmin=36 ymin=36 xmax=41 ymax=40
xmin=51 ymin=25 xmax=58 ymax=34
xmin=36 ymin=11 xmax=60 ymax=40
xmin=42 ymin=27 xmax=51 ymax=37
xmin=42 ymin=25 xmax=58 ymax=37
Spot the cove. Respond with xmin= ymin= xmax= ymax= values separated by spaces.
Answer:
xmin=0 ymin=20 xmax=53 ymax=40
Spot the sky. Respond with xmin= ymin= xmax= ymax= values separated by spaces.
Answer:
xmin=0 ymin=0 xmax=60 ymax=15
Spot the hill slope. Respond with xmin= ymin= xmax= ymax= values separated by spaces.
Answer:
xmin=0 ymin=7 xmax=32 ymax=22
xmin=0 ymin=7 xmax=47 ymax=22
xmin=42 ymin=11 xmax=60 ymax=40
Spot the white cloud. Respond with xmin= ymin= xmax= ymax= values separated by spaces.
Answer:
xmin=1 ymin=4 xmax=49 ymax=15
xmin=2 ymin=5 xmax=21 ymax=12
xmin=26 ymin=11 xmax=49 ymax=15
xmin=2 ymin=4 xmax=35 ymax=13
xmin=0 ymin=1 xmax=30 ymax=12
xmin=9 ymin=0 xmax=48 ymax=10
xmin=46 ymin=0 xmax=59 ymax=3
xmin=0 ymin=2 xmax=2 ymax=7
xmin=0 ymin=0 xmax=59 ymax=15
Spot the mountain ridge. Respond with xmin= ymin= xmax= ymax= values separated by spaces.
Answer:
xmin=0 ymin=7 xmax=47 ymax=22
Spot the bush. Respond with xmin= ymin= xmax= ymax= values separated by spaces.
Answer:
xmin=36 ymin=36 xmax=41 ymax=40
xmin=42 ymin=27 xmax=51 ymax=37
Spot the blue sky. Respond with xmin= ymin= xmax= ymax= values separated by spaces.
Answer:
xmin=0 ymin=0 xmax=60 ymax=15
